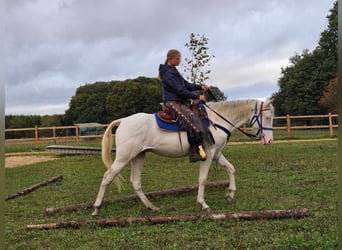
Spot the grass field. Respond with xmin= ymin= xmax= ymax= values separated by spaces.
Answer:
xmin=5 ymin=140 xmax=337 ymax=249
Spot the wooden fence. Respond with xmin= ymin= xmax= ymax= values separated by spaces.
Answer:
xmin=5 ymin=113 xmax=338 ymax=148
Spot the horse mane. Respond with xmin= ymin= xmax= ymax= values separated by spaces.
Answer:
xmin=207 ymin=99 xmax=257 ymax=121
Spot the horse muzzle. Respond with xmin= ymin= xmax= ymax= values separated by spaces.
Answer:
xmin=260 ymin=135 xmax=273 ymax=145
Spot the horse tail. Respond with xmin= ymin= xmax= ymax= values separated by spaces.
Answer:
xmin=102 ymin=119 xmax=125 ymax=192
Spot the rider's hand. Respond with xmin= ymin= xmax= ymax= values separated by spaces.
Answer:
xmin=201 ymin=85 xmax=210 ymax=91
xmin=199 ymin=95 xmax=206 ymax=102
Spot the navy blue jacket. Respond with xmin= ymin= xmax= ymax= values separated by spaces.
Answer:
xmin=159 ymin=64 xmax=202 ymax=102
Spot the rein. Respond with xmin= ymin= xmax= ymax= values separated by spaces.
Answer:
xmin=204 ymin=103 xmax=257 ymax=139
xmin=204 ymin=100 xmax=273 ymax=139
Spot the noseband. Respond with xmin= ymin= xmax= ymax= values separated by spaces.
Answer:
xmin=249 ymin=101 xmax=273 ymax=137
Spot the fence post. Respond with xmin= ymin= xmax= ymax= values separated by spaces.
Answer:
xmin=328 ymin=113 xmax=333 ymax=137
xmin=35 ymin=125 xmax=39 ymax=149
xmin=286 ymin=114 xmax=291 ymax=138
xmin=243 ymin=124 xmax=247 ymax=132
xmin=53 ymin=126 xmax=56 ymax=144
xmin=75 ymin=125 xmax=79 ymax=145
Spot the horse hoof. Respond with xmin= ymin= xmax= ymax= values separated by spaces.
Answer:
xmin=92 ymin=208 xmax=100 ymax=217
xmin=226 ymin=196 xmax=233 ymax=203
xmin=150 ymin=206 xmax=160 ymax=212
xmin=203 ymin=207 xmax=212 ymax=214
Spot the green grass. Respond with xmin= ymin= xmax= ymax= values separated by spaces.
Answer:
xmin=5 ymin=141 xmax=337 ymax=249
xmin=230 ymin=128 xmax=337 ymax=142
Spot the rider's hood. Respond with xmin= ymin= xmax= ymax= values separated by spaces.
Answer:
xmin=158 ymin=64 xmax=174 ymax=78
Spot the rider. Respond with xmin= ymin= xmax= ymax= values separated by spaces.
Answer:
xmin=158 ymin=49 xmax=215 ymax=162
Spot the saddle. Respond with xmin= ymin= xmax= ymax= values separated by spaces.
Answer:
xmin=157 ymin=103 xmax=176 ymax=123
xmin=157 ymin=101 xmax=207 ymax=123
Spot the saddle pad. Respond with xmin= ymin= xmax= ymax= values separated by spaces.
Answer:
xmin=154 ymin=113 xmax=210 ymax=131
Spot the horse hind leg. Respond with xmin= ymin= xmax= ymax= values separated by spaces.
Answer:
xmin=92 ymin=160 xmax=127 ymax=217
xmin=130 ymin=152 xmax=160 ymax=212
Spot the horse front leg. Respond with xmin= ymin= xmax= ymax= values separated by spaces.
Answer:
xmin=197 ymin=160 xmax=212 ymax=212
xmin=217 ymin=153 xmax=236 ymax=203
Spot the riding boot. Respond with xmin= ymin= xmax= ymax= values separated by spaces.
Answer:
xmin=189 ymin=146 xmax=201 ymax=162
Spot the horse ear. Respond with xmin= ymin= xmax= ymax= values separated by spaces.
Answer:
xmin=264 ymin=97 xmax=274 ymax=107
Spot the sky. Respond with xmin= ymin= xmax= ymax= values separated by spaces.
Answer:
xmin=5 ymin=0 xmax=335 ymax=115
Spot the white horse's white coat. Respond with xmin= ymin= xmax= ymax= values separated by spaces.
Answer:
xmin=92 ymin=99 xmax=274 ymax=216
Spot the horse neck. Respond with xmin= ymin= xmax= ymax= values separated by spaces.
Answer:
xmin=207 ymin=99 xmax=257 ymax=131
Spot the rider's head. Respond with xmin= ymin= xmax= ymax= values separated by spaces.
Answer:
xmin=165 ymin=49 xmax=181 ymax=66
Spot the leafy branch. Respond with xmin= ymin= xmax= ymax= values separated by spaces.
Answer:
xmin=183 ymin=33 xmax=215 ymax=85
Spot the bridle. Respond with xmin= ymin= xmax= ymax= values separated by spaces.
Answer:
xmin=249 ymin=101 xmax=273 ymax=138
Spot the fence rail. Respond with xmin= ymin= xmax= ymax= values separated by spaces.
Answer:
xmin=5 ymin=113 xmax=338 ymax=148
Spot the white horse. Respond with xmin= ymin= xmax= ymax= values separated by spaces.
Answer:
xmin=92 ymin=98 xmax=274 ymax=216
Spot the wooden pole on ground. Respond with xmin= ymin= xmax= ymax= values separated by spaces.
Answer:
xmin=28 ymin=208 xmax=309 ymax=230
xmin=45 ymin=181 xmax=229 ymax=216
xmin=5 ymin=175 xmax=63 ymax=201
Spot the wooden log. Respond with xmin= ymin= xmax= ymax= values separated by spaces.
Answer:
xmin=45 ymin=145 xmax=116 ymax=155
xmin=44 ymin=181 xmax=229 ymax=216
xmin=28 ymin=208 xmax=309 ymax=230
xmin=5 ymin=175 xmax=63 ymax=201
xmin=209 ymin=208 xmax=308 ymax=220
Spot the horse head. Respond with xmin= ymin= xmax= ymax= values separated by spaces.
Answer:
xmin=250 ymin=97 xmax=275 ymax=145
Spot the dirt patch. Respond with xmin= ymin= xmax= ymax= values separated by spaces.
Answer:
xmin=5 ymin=156 xmax=58 ymax=168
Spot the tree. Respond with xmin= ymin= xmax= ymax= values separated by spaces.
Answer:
xmin=105 ymin=77 xmax=161 ymax=122
xmin=183 ymin=33 xmax=226 ymax=102
xmin=64 ymin=82 xmax=111 ymax=124
xmin=64 ymin=77 xmax=162 ymax=124
xmin=317 ymin=1 xmax=338 ymax=70
xmin=5 ymin=115 xmax=41 ymax=129
xmin=5 ymin=115 xmax=41 ymax=139
xmin=39 ymin=115 xmax=64 ymax=137
xmin=204 ymin=86 xmax=226 ymax=102
xmin=272 ymin=50 xmax=328 ymax=115
xmin=272 ymin=1 xmax=337 ymax=116
xmin=319 ymin=75 xmax=338 ymax=113
xmin=40 ymin=115 xmax=63 ymax=127
xmin=183 ymin=33 xmax=214 ymax=84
